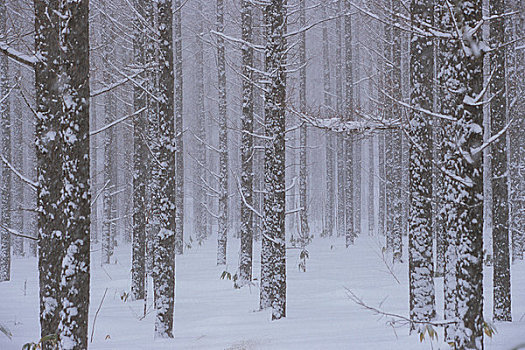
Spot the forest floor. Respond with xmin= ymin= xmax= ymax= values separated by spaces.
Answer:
xmin=1 ymin=233 xmax=524 ymax=349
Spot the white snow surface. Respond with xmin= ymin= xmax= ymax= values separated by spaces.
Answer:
xmin=1 ymin=234 xmax=524 ymax=349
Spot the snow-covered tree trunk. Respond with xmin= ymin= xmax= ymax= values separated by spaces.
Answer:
xmin=407 ymin=0 xmax=436 ymax=327
xmin=216 ymin=0 xmax=228 ymax=266
xmin=12 ymin=88 xmax=24 ymax=257
xmin=193 ymin=0 xmax=207 ymax=244
xmin=298 ymin=0 xmax=309 ymax=252
xmin=509 ymin=0 xmax=525 ymax=262
xmin=260 ymin=0 xmax=287 ymax=320
xmin=344 ymin=0 xmax=354 ymax=248
xmin=0 ymin=0 xmax=11 ymax=282
xmin=441 ymin=1 xmax=485 ymax=348
xmin=239 ymin=0 xmax=254 ymax=286
xmin=34 ymin=0 xmax=64 ymax=342
xmin=335 ymin=0 xmax=345 ymax=238
xmin=384 ymin=0 xmax=394 ymax=253
xmin=101 ymin=1 xmax=115 ymax=265
xmin=174 ymin=0 xmax=184 ymax=256
xmin=322 ymin=3 xmax=334 ymax=237
xmin=131 ymin=0 xmax=148 ymax=301
xmin=437 ymin=3 xmax=459 ymax=341
xmin=57 ymin=0 xmax=91 ymax=347
xmin=153 ymin=0 xmax=176 ymax=338
xmin=490 ymin=0 xmax=511 ymax=322
xmin=391 ymin=0 xmax=403 ymax=263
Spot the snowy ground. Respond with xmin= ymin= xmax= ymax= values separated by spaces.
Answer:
xmin=1 ymin=234 xmax=524 ymax=349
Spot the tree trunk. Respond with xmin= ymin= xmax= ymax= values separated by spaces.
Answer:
xmin=344 ymin=0 xmax=354 ymax=248
xmin=490 ymin=0 xmax=511 ymax=322
xmin=298 ymin=0 xmax=309 ymax=268
xmin=153 ymin=0 xmax=176 ymax=338
xmin=174 ymin=0 xmax=184 ymax=256
xmin=34 ymin=0 xmax=63 ymax=344
xmin=57 ymin=0 xmax=91 ymax=347
xmin=261 ymin=0 xmax=287 ymax=320
xmin=239 ymin=0 xmax=254 ymax=287
xmin=131 ymin=0 xmax=148 ymax=301
xmin=216 ymin=0 xmax=228 ymax=266
xmin=408 ymin=0 xmax=436 ymax=327
xmin=0 ymin=0 xmax=11 ymax=282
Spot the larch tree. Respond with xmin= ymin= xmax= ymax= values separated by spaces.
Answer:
xmin=322 ymin=2 xmax=335 ymax=238
xmin=260 ymin=0 xmax=287 ymax=320
xmin=298 ymin=0 xmax=309 ymax=253
xmin=193 ymin=0 xmax=207 ymax=244
xmin=344 ymin=0 xmax=354 ymax=248
xmin=239 ymin=0 xmax=254 ymax=287
xmin=57 ymin=0 xmax=91 ymax=347
xmin=391 ymin=0 xmax=403 ymax=263
xmin=438 ymin=1 xmax=460 ymax=341
xmin=335 ymin=0 xmax=345 ymax=239
xmin=174 ymin=0 xmax=184 ymax=256
xmin=153 ymin=0 xmax=176 ymax=338
xmin=131 ymin=0 xmax=148 ymax=301
xmin=216 ymin=0 xmax=228 ymax=266
xmin=0 ymin=0 xmax=11 ymax=282
xmin=509 ymin=0 xmax=525 ymax=262
xmin=407 ymin=0 xmax=436 ymax=327
xmin=441 ymin=0 xmax=485 ymax=348
xmin=34 ymin=0 xmax=63 ymax=343
xmin=490 ymin=0 xmax=511 ymax=322
xmin=101 ymin=0 xmax=115 ymax=266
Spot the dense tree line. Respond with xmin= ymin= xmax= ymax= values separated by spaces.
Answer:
xmin=0 ymin=0 xmax=523 ymax=348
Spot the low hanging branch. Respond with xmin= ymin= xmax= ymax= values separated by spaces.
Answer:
xmin=292 ymin=107 xmax=400 ymax=133
xmin=345 ymin=288 xmax=456 ymax=328
xmin=0 ymin=154 xmax=38 ymax=191
xmin=0 ymin=223 xmax=38 ymax=241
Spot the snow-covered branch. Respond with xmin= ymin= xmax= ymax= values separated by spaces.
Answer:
xmin=0 ymin=154 xmax=38 ymax=191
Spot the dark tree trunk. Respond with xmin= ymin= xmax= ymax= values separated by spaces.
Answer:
xmin=239 ymin=0 xmax=254 ymax=287
xmin=490 ymin=0 xmax=512 ymax=322
xmin=153 ymin=0 xmax=176 ymax=338
xmin=57 ymin=0 xmax=91 ymax=347
xmin=34 ymin=0 xmax=63 ymax=344
xmin=408 ymin=0 xmax=436 ymax=327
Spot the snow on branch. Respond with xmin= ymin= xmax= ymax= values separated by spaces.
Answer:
xmin=345 ymin=288 xmax=456 ymax=328
xmin=210 ymin=30 xmax=264 ymax=51
xmin=90 ymin=107 xmax=147 ymax=136
xmin=0 ymin=223 xmax=38 ymax=241
xmin=292 ymin=107 xmax=400 ymax=134
xmin=471 ymin=118 xmax=515 ymax=156
xmin=0 ymin=41 xmax=38 ymax=68
xmin=0 ymin=154 xmax=38 ymax=191
xmin=234 ymin=173 xmax=263 ymax=219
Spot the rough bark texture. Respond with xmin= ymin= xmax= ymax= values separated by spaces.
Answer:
xmin=57 ymin=0 xmax=91 ymax=347
xmin=443 ymin=1 xmax=485 ymax=348
xmin=509 ymin=0 xmax=525 ymax=262
xmin=335 ymin=0 xmax=345 ymax=238
xmin=408 ymin=0 xmax=436 ymax=327
xmin=260 ymin=0 xmax=287 ymax=320
xmin=298 ymin=0 xmax=309 ymax=255
xmin=239 ymin=0 xmax=254 ymax=287
xmin=0 ymin=0 xmax=11 ymax=282
xmin=391 ymin=0 xmax=403 ymax=263
xmin=344 ymin=0 xmax=354 ymax=248
xmin=193 ymin=0 xmax=207 ymax=244
xmin=34 ymin=0 xmax=63 ymax=344
xmin=153 ymin=0 xmax=176 ymax=338
xmin=322 ymin=3 xmax=335 ymax=237
xmin=174 ymin=0 xmax=184 ymax=256
xmin=490 ymin=0 xmax=512 ymax=322
xmin=216 ymin=0 xmax=228 ymax=266
xmin=131 ymin=0 xmax=148 ymax=301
